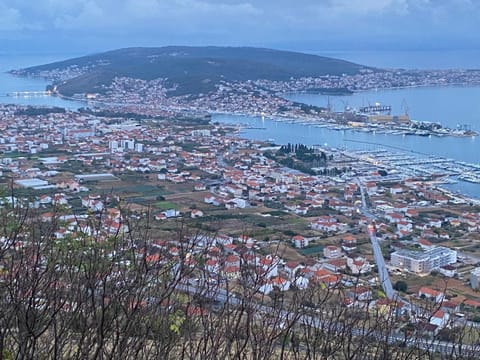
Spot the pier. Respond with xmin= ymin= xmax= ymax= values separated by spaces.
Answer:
xmin=7 ymin=91 xmax=52 ymax=97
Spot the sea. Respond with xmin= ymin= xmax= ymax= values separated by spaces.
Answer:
xmin=1 ymin=50 xmax=480 ymax=198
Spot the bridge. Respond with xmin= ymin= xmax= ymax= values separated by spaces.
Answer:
xmin=7 ymin=91 xmax=52 ymax=97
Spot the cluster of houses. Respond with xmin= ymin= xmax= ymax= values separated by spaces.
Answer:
xmin=2 ymin=104 xmax=480 ymax=331
xmin=413 ymin=286 xmax=480 ymax=335
xmin=142 ymin=228 xmax=474 ymax=336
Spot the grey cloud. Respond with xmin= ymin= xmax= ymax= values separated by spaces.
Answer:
xmin=0 ymin=0 xmax=479 ymax=51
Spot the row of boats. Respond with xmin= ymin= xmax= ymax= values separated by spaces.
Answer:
xmin=350 ymin=149 xmax=480 ymax=184
xmin=271 ymin=117 xmax=476 ymax=138
xmin=458 ymin=173 xmax=480 ymax=183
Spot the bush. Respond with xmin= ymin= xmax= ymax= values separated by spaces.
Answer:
xmin=394 ymin=280 xmax=408 ymax=292
xmin=283 ymin=230 xmax=295 ymax=237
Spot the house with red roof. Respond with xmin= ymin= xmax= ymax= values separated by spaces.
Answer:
xmin=323 ymin=245 xmax=342 ymax=259
xmin=397 ymin=221 xmax=413 ymax=232
xmin=347 ymin=256 xmax=372 ymax=275
xmin=430 ymin=310 xmax=449 ymax=328
xmin=292 ymin=235 xmax=309 ymax=248
xmin=390 ymin=185 xmax=404 ymax=195
xmin=222 ymin=266 xmax=240 ymax=279
xmin=206 ymin=259 xmax=220 ymax=274
xmin=271 ymin=276 xmax=291 ymax=291
xmin=257 ymin=255 xmax=279 ymax=278
xmin=347 ymin=286 xmax=372 ymax=301
xmin=385 ymin=212 xmax=405 ymax=224
xmin=323 ymin=258 xmax=347 ymax=273
xmin=418 ymin=238 xmax=434 ymax=250
xmin=366 ymin=182 xmax=378 ymax=195
xmin=190 ymin=209 xmax=204 ymax=218
xmin=319 ymin=274 xmax=341 ymax=288
xmin=406 ymin=209 xmax=419 ymax=218
xmin=284 ymin=261 xmax=304 ymax=280
xmin=340 ymin=234 xmax=356 ymax=250
xmin=463 ymin=299 xmax=480 ymax=309
xmin=418 ymin=287 xmax=445 ymax=303
xmin=312 ymin=268 xmax=332 ymax=282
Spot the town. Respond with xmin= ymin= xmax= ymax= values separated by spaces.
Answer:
xmin=14 ymin=64 xmax=480 ymax=138
xmin=1 ymin=102 xmax=480 ymax=353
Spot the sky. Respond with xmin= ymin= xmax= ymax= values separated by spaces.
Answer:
xmin=0 ymin=0 xmax=479 ymax=55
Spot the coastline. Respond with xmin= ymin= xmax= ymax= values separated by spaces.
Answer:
xmin=3 ymin=68 xmax=480 ymax=199
xmin=2 ymin=88 xmax=480 ymax=202
xmin=213 ymin=112 xmax=480 ymax=201
xmin=43 ymin=84 xmax=479 ymax=139
xmin=209 ymin=108 xmax=477 ymax=139
xmin=5 ymin=63 xmax=480 ymax=139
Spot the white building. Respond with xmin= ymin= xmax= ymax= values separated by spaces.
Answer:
xmin=109 ymin=140 xmax=119 ymax=152
xmin=391 ymin=247 xmax=457 ymax=274
xmin=347 ymin=256 xmax=372 ymax=275
xmin=470 ymin=267 xmax=480 ymax=289
xmin=135 ymin=143 xmax=144 ymax=152
xmin=292 ymin=235 xmax=309 ymax=248
xmin=324 ymin=245 xmax=342 ymax=259
xmin=121 ymin=139 xmax=135 ymax=150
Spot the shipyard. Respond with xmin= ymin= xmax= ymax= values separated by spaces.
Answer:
xmin=269 ymin=99 xmax=477 ymax=138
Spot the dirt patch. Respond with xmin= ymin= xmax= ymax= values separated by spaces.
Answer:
xmin=403 ymin=275 xmax=480 ymax=303
xmin=268 ymin=243 xmax=306 ymax=262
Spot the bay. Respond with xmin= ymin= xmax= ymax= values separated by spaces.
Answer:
xmin=212 ymin=112 xmax=479 ymax=164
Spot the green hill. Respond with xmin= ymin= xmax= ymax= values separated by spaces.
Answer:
xmin=17 ymin=46 xmax=371 ymax=96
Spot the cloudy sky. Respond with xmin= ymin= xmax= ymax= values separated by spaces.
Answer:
xmin=1 ymin=0 xmax=479 ymax=54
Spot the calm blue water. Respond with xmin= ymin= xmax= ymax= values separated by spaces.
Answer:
xmin=1 ymin=51 xmax=480 ymax=197
xmin=285 ymin=86 xmax=480 ymax=130
xmin=213 ymin=113 xmax=479 ymax=162
xmin=0 ymin=53 xmax=86 ymax=109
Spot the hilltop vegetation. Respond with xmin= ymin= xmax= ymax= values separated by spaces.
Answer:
xmin=16 ymin=46 xmax=370 ymax=96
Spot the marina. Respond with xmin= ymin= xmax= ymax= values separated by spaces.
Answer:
xmin=214 ymin=109 xmax=480 ymax=199
xmin=228 ymin=117 xmax=480 ymax=190
xmin=259 ymin=109 xmax=476 ymax=138
xmin=346 ymin=149 xmax=480 ymax=184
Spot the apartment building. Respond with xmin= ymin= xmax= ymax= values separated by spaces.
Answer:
xmin=391 ymin=246 xmax=457 ymax=274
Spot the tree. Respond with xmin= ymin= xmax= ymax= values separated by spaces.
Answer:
xmin=394 ymin=280 xmax=408 ymax=292
xmin=1 ymin=189 xmax=480 ymax=359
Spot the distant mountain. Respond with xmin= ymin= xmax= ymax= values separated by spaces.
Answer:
xmin=16 ymin=46 xmax=371 ymax=97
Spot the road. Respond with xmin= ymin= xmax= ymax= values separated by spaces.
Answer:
xmin=178 ymin=283 xmax=479 ymax=357
xmin=356 ymin=178 xmax=396 ymax=301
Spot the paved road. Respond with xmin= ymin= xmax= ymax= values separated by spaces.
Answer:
xmin=178 ymin=283 xmax=479 ymax=356
xmin=356 ymin=178 xmax=396 ymax=301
